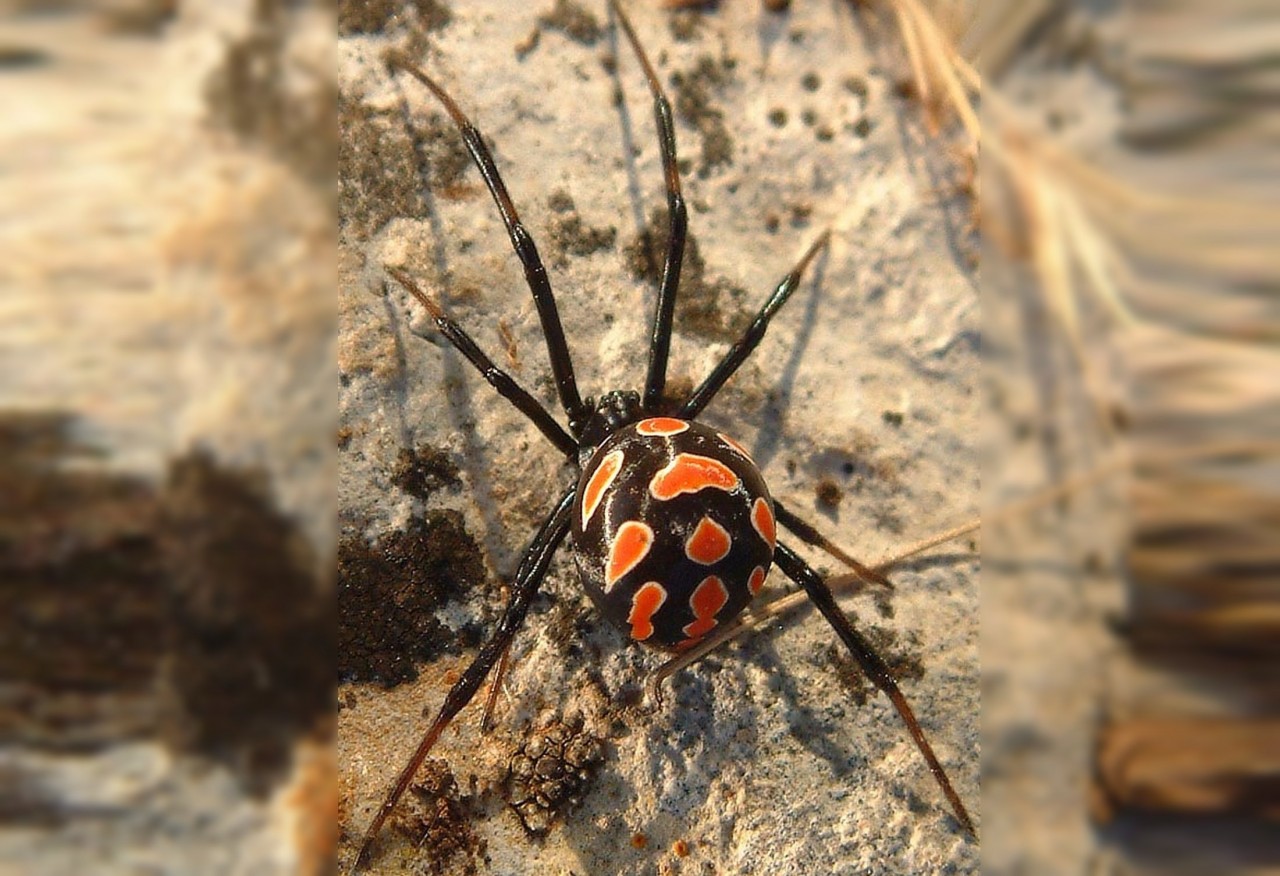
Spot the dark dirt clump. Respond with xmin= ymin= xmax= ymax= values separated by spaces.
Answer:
xmin=668 ymin=6 xmax=720 ymax=42
xmin=338 ymin=509 xmax=488 ymax=686
xmin=339 ymin=94 xmax=423 ymax=237
xmin=671 ymin=54 xmax=736 ymax=177
xmin=398 ymin=758 xmax=486 ymax=876
xmin=205 ymin=3 xmax=336 ymax=194
xmin=816 ymin=477 xmax=843 ymax=510
xmin=623 ymin=207 xmax=748 ymax=345
xmin=506 ymin=717 xmax=605 ymax=835
xmin=391 ymin=445 xmax=461 ymax=501
xmin=340 ymin=93 xmax=475 ymax=237
xmin=825 ymin=626 xmax=923 ymax=707
xmin=159 ymin=452 xmax=335 ymax=797
xmin=545 ymin=191 xmax=618 ymax=268
xmin=339 ymin=0 xmax=452 ymax=36
xmin=538 ymin=0 xmax=602 ymax=45
xmin=0 ymin=413 xmax=169 ymax=750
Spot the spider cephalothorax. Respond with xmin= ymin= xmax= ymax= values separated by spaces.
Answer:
xmin=347 ymin=2 xmax=974 ymax=872
xmin=576 ymin=389 xmax=644 ymax=452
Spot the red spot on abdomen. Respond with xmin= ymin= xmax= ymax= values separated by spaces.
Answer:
xmin=628 ymin=582 xmax=667 ymax=641
xmin=581 ymin=449 xmax=623 ymax=529
xmin=748 ymin=566 xmax=767 ymax=595
xmin=636 ymin=417 xmax=689 ymax=436
xmin=751 ymin=497 xmax=776 ymax=549
xmin=606 ymin=520 xmax=654 ymax=591
xmin=681 ymin=575 xmax=729 ymax=641
xmin=650 ymin=454 xmax=740 ymax=501
xmin=685 ymin=516 xmax=731 ymax=565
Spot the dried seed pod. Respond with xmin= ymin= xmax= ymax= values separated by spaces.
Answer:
xmin=505 ymin=717 xmax=605 ymax=835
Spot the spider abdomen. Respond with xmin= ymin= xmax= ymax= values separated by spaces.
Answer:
xmin=571 ymin=417 xmax=775 ymax=650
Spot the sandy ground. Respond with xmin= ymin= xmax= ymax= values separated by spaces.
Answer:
xmin=338 ymin=2 xmax=979 ymax=875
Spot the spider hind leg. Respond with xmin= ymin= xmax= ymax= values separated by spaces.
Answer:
xmin=773 ymin=541 xmax=977 ymax=838
xmin=347 ymin=489 xmax=576 ymax=875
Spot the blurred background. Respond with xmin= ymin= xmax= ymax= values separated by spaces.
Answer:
xmin=974 ymin=0 xmax=1280 ymax=873
xmin=0 ymin=0 xmax=336 ymax=874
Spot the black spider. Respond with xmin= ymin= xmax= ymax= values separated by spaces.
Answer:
xmin=347 ymin=2 xmax=975 ymax=872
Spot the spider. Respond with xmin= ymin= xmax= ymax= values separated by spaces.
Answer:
xmin=346 ymin=2 xmax=976 ymax=872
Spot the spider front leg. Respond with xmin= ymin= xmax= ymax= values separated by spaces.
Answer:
xmin=680 ymin=229 xmax=831 ymax=419
xmin=608 ymin=0 xmax=688 ymax=413
xmin=385 ymin=268 xmax=576 ymax=458
xmin=387 ymin=55 xmax=590 ymax=431
xmin=771 ymin=541 xmax=977 ymax=838
xmin=347 ymin=488 xmax=576 ymax=875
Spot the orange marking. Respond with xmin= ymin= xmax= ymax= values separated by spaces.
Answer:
xmin=650 ymin=454 xmax=739 ymax=501
xmin=581 ymin=450 xmax=624 ymax=529
xmin=717 ymin=432 xmax=754 ymax=460
xmin=627 ymin=582 xmax=667 ymax=641
xmin=751 ymin=497 xmax=776 ymax=549
xmin=681 ymin=576 xmax=729 ymax=640
xmin=748 ymin=566 xmax=767 ymax=595
xmin=636 ymin=417 xmax=689 ymax=436
xmin=685 ymin=516 xmax=731 ymax=565
xmin=606 ymin=520 xmax=654 ymax=591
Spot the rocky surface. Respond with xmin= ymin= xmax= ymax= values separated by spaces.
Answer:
xmin=338 ymin=2 xmax=979 ymax=874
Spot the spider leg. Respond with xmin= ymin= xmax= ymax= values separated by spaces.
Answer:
xmin=385 ymin=269 xmax=577 ymax=458
xmin=772 ymin=541 xmax=977 ymax=838
xmin=388 ymin=56 xmax=591 ymax=432
xmin=775 ymin=500 xmax=893 ymax=589
xmin=679 ymin=229 xmax=832 ymax=419
xmin=347 ymin=487 xmax=576 ymax=875
xmin=608 ymin=0 xmax=688 ymax=414
xmin=651 ymin=516 xmax=981 ymax=699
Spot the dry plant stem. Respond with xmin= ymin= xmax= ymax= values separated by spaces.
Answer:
xmin=890 ymin=0 xmax=935 ymax=125
xmin=1029 ymin=167 xmax=1077 ymax=337
xmin=942 ymin=17 xmax=1143 ymax=358
xmin=1095 ymin=717 xmax=1280 ymax=823
xmin=985 ymin=115 xmax=1131 ymax=440
xmin=972 ymin=0 xmax=1054 ymax=77
xmin=828 ymin=517 xmax=980 ymax=590
xmin=648 ymin=515 xmax=980 ymax=706
xmin=989 ymin=438 xmax=1280 ymax=530
xmin=648 ymin=436 xmax=1278 ymax=703
xmin=865 ymin=0 xmax=982 ymax=148
xmin=1053 ymin=185 xmax=1132 ymax=329
xmin=948 ymin=29 xmax=981 ymax=93
xmin=981 ymin=440 xmax=1276 ymax=540
xmin=985 ymin=89 xmax=1277 ymax=282
xmin=896 ymin=0 xmax=980 ymax=141
xmin=1029 ymin=174 xmax=1122 ymax=442
xmin=480 ymin=644 xmax=512 ymax=732
xmin=481 ymin=586 xmax=514 ymax=733
xmin=777 ymin=501 xmax=893 ymax=589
